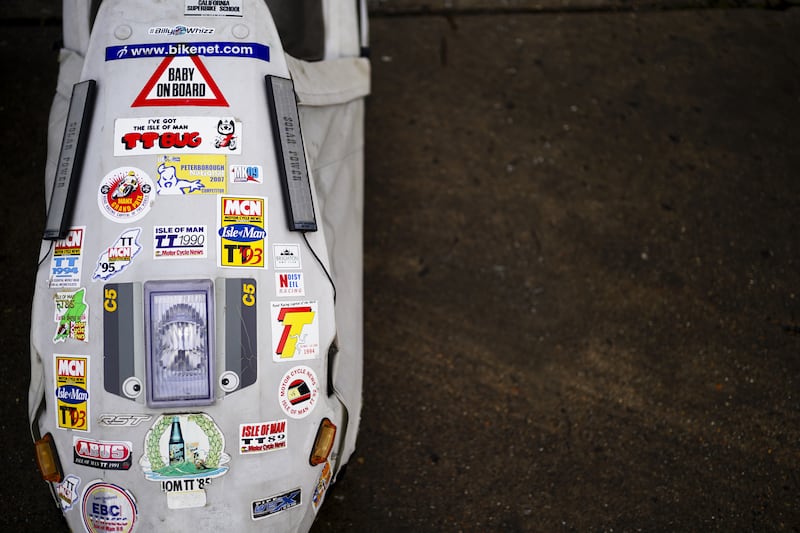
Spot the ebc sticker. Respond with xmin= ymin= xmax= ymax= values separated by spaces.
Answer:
xmin=252 ymin=488 xmax=301 ymax=521
xmin=218 ymin=196 xmax=266 ymax=268
xmin=73 ymin=437 xmax=133 ymax=470
xmin=185 ymin=0 xmax=243 ymax=17
xmin=57 ymin=474 xmax=81 ymax=512
xmin=98 ymin=167 xmax=154 ymax=222
xmin=81 ymin=481 xmax=137 ymax=533
xmin=92 ymin=228 xmax=142 ymax=281
xmin=271 ymin=300 xmax=319 ymax=362
xmin=156 ymin=155 xmax=226 ymax=195
xmin=49 ymin=226 xmax=85 ymax=289
xmin=53 ymin=288 xmax=89 ymax=343
xmin=230 ymin=164 xmax=263 ymax=184
xmin=273 ymin=243 xmax=302 ymax=269
xmin=55 ymin=355 xmax=89 ymax=432
xmin=154 ymin=225 xmax=208 ymax=259
xmin=239 ymin=419 xmax=287 ymax=455
xmin=278 ymin=366 xmax=318 ymax=419
xmin=114 ymin=116 xmax=242 ymax=156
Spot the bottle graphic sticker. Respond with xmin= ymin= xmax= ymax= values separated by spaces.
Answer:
xmin=168 ymin=416 xmax=185 ymax=465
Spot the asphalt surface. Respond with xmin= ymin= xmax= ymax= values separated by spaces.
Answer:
xmin=2 ymin=4 xmax=799 ymax=532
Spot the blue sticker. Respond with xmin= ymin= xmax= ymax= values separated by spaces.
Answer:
xmin=106 ymin=42 xmax=269 ymax=62
xmin=252 ymin=488 xmax=301 ymax=520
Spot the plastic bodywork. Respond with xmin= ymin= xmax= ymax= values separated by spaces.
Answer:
xmin=29 ymin=1 xmax=368 ymax=530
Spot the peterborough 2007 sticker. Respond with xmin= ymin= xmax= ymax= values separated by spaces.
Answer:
xmin=92 ymin=228 xmax=142 ymax=281
xmin=55 ymin=355 xmax=90 ymax=432
xmin=98 ymin=167 xmax=154 ymax=223
xmin=156 ymin=155 xmax=226 ymax=195
xmin=218 ymin=196 xmax=266 ymax=268
xmin=271 ymin=300 xmax=319 ymax=362
xmin=49 ymin=226 xmax=84 ymax=289
xmin=53 ymin=288 xmax=89 ymax=343
xmin=81 ymin=481 xmax=137 ymax=533
xmin=278 ymin=366 xmax=318 ymax=419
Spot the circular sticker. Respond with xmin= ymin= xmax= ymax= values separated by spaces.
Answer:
xmin=81 ymin=481 xmax=137 ymax=533
xmin=98 ymin=167 xmax=154 ymax=222
xmin=278 ymin=366 xmax=319 ymax=419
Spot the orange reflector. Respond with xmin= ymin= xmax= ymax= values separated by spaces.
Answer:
xmin=35 ymin=433 xmax=63 ymax=483
xmin=309 ymin=418 xmax=337 ymax=466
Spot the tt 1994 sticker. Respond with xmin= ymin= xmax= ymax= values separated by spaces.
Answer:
xmin=53 ymin=288 xmax=88 ymax=343
xmin=92 ymin=228 xmax=142 ymax=281
xmin=73 ymin=437 xmax=133 ymax=470
xmin=49 ymin=226 xmax=84 ymax=289
xmin=81 ymin=481 xmax=137 ymax=533
xmin=154 ymin=225 xmax=207 ymax=259
xmin=239 ymin=419 xmax=287 ymax=455
xmin=278 ymin=366 xmax=318 ymax=419
xmin=97 ymin=168 xmax=154 ymax=223
xmin=271 ymin=300 xmax=319 ymax=362
xmin=157 ymin=155 xmax=226 ymax=195
xmin=218 ymin=196 xmax=266 ymax=268
xmin=115 ymin=116 xmax=242 ymax=156
xmin=55 ymin=355 xmax=90 ymax=432
xmin=251 ymin=488 xmax=301 ymax=521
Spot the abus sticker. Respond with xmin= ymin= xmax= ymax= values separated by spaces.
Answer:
xmin=114 ymin=116 xmax=242 ymax=155
xmin=278 ymin=366 xmax=318 ymax=419
xmin=239 ymin=419 xmax=287 ymax=455
xmin=271 ymin=300 xmax=319 ymax=362
xmin=73 ymin=437 xmax=133 ymax=470
xmin=81 ymin=481 xmax=137 ymax=533
xmin=97 ymin=167 xmax=154 ymax=222
xmin=55 ymin=355 xmax=90 ymax=431
xmin=49 ymin=226 xmax=84 ymax=289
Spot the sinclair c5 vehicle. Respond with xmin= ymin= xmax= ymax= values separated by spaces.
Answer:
xmin=28 ymin=1 xmax=369 ymax=531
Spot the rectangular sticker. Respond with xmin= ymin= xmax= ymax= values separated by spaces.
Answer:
xmin=154 ymin=225 xmax=208 ymax=259
xmin=230 ymin=164 xmax=263 ymax=184
xmin=55 ymin=355 xmax=90 ymax=431
xmin=73 ymin=437 xmax=133 ymax=470
xmin=270 ymin=300 xmax=319 ymax=362
xmin=49 ymin=226 xmax=85 ymax=288
xmin=218 ymin=196 xmax=266 ymax=268
xmin=156 ymin=155 xmax=225 ymax=195
xmin=185 ymin=0 xmax=243 ymax=17
xmin=275 ymin=272 xmax=305 ymax=297
xmin=252 ymin=489 xmax=301 ymax=520
xmin=311 ymin=462 xmax=332 ymax=512
xmin=272 ymin=243 xmax=302 ymax=270
xmin=115 ymin=116 xmax=241 ymax=156
xmin=53 ymin=288 xmax=89 ymax=343
xmin=106 ymin=41 xmax=268 ymax=62
xmin=239 ymin=419 xmax=287 ymax=455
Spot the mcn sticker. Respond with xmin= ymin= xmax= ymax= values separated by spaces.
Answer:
xmin=55 ymin=355 xmax=90 ymax=431
xmin=49 ymin=226 xmax=85 ymax=289
xmin=218 ymin=196 xmax=266 ymax=268
xmin=277 ymin=366 xmax=318 ymax=419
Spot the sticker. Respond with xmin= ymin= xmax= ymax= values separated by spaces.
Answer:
xmin=53 ymin=288 xmax=89 ymax=343
xmin=106 ymin=41 xmax=269 ymax=62
xmin=218 ymin=196 xmax=266 ymax=268
xmin=275 ymin=272 xmax=305 ymax=297
xmin=81 ymin=481 xmax=137 ymax=533
xmin=115 ymin=116 xmax=242 ymax=155
xmin=252 ymin=488 xmax=301 ymax=520
xmin=92 ymin=228 xmax=142 ymax=281
xmin=277 ymin=366 xmax=318 ymax=419
xmin=185 ymin=0 xmax=243 ymax=16
xmin=49 ymin=226 xmax=84 ymax=289
xmin=149 ymin=25 xmax=215 ymax=36
xmin=239 ymin=419 xmax=287 ymax=455
xmin=311 ymin=461 xmax=332 ymax=512
xmin=98 ymin=414 xmax=153 ymax=427
xmin=230 ymin=164 xmax=263 ymax=184
xmin=133 ymin=55 xmax=228 ymax=107
xmin=271 ymin=300 xmax=319 ymax=362
xmin=139 ymin=413 xmax=230 ymax=509
xmin=55 ymin=355 xmax=89 ymax=432
xmin=57 ymin=474 xmax=81 ymax=512
xmin=273 ymin=244 xmax=302 ymax=269
xmin=97 ymin=167 xmax=154 ymax=222
xmin=154 ymin=225 xmax=208 ymax=259
xmin=73 ymin=437 xmax=133 ymax=470
xmin=156 ymin=155 xmax=226 ymax=195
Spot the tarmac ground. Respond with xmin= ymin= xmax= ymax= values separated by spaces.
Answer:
xmin=1 ymin=3 xmax=799 ymax=531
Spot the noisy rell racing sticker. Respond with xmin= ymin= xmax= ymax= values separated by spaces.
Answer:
xmin=97 ymin=167 xmax=154 ymax=223
xmin=218 ymin=196 xmax=266 ymax=268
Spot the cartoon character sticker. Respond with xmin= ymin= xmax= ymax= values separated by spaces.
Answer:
xmin=214 ymin=119 xmax=237 ymax=150
xmin=97 ymin=167 xmax=154 ymax=223
xmin=92 ymin=228 xmax=142 ymax=281
xmin=53 ymin=288 xmax=89 ymax=343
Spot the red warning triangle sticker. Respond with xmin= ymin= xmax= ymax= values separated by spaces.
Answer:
xmin=132 ymin=55 xmax=228 ymax=107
